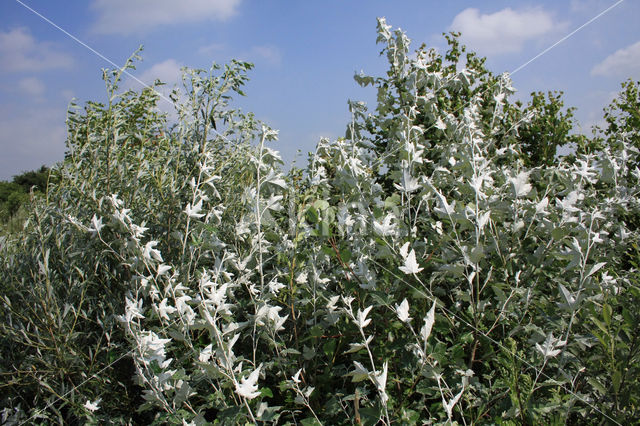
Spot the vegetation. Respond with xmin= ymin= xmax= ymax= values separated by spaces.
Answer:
xmin=0 ymin=166 xmax=50 ymax=234
xmin=1 ymin=20 xmax=639 ymax=424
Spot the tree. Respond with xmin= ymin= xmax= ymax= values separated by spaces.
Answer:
xmin=604 ymin=79 xmax=640 ymax=157
xmin=0 ymin=166 xmax=49 ymax=225
xmin=0 ymin=181 xmax=24 ymax=217
xmin=12 ymin=165 xmax=50 ymax=193
xmin=517 ymin=91 xmax=577 ymax=167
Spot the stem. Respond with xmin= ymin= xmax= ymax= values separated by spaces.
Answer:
xmin=256 ymin=134 xmax=266 ymax=292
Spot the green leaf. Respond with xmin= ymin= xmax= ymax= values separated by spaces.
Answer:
xmin=319 ymin=220 xmax=331 ymax=237
xmin=587 ymin=377 xmax=607 ymax=396
xmin=491 ymin=284 xmax=507 ymax=303
xmin=372 ymin=206 xmax=383 ymax=219
xmin=309 ymin=325 xmax=323 ymax=338
xmin=400 ymin=408 xmax=420 ymax=424
xmin=612 ymin=370 xmax=622 ymax=393
xmin=260 ymin=387 xmax=273 ymax=398
xmin=313 ymin=199 xmax=330 ymax=210
xmin=622 ymin=308 xmax=633 ymax=327
xmin=340 ymin=248 xmax=352 ymax=263
xmin=469 ymin=243 xmax=484 ymax=263
xmin=303 ymin=345 xmax=315 ymax=360
xmin=384 ymin=194 xmax=400 ymax=208
xmin=306 ymin=206 xmax=319 ymax=223
xmin=552 ymin=227 xmax=566 ymax=241
xmin=586 ymin=262 xmax=606 ymax=278
xmin=325 ymin=206 xmax=336 ymax=224
xmin=360 ymin=405 xmax=383 ymax=424
xmin=592 ymin=330 xmax=608 ymax=349
xmin=321 ymin=246 xmax=334 ymax=257
xmin=602 ymin=303 xmax=612 ymax=327
xmin=323 ymin=339 xmax=337 ymax=357
xmin=592 ymin=317 xmax=608 ymax=335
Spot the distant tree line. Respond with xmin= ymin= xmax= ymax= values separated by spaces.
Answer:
xmin=0 ymin=165 xmax=50 ymax=223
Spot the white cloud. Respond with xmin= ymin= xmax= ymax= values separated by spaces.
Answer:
xmin=232 ymin=45 xmax=282 ymax=67
xmin=123 ymin=59 xmax=184 ymax=120
xmin=60 ymin=89 xmax=75 ymax=102
xmin=591 ymin=40 xmax=640 ymax=78
xmin=17 ymin=77 xmax=46 ymax=98
xmin=136 ymin=59 xmax=183 ymax=87
xmin=124 ymin=58 xmax=183 ymax=97
xmin=572 ymin=89 xmax=618 ymax=134
xmin=91 ymin=0 xmax=242 ymax=35
xmin=0 ymin=27 xmax=73 ymax=72
xmin=196 ymin=43 xmax=282 ymax=68
xmin=449 ymin=7 xmax=567 ymax=55
xmin=0 ymin=107 xmax=67 ymax=180
xmin=570 ymin=0 xmax=611 ymax=13
xmin=249 ymin=45 xmax=282 ymax=66
xmin=198 ymin=43 xmax=226 ymax=56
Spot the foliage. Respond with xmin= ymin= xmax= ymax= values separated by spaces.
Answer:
xmin=12 ymin=165 xmax=50 ymax=194
xmin=517 ymin=91 xmax=577 ymax=167
xmin=0 ymin=166 xmax=49 ymax=226
xmin=604 ymin=79 xmax=640 ymax=153
xmin=577 ymin=79 xmax=640 ymax=161
xmin=1 ymin=20 xmax=639 ymax=425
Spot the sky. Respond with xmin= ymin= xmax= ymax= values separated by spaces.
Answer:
xmin=1 ymin=0 xmax=639 ymax=180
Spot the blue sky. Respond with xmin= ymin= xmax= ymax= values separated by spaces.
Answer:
xmin=1 ymin=0 xmax=639 ymax=180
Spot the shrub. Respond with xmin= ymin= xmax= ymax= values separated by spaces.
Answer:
xmin=1 ymin=20 xmax=639 ymax=425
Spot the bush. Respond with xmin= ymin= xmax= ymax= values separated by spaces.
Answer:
xmin=1 ymin=20 xmax=639 ymax=424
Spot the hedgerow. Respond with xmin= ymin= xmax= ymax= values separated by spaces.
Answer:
xmin=1 ymin=19 xmax=639 ymax=425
